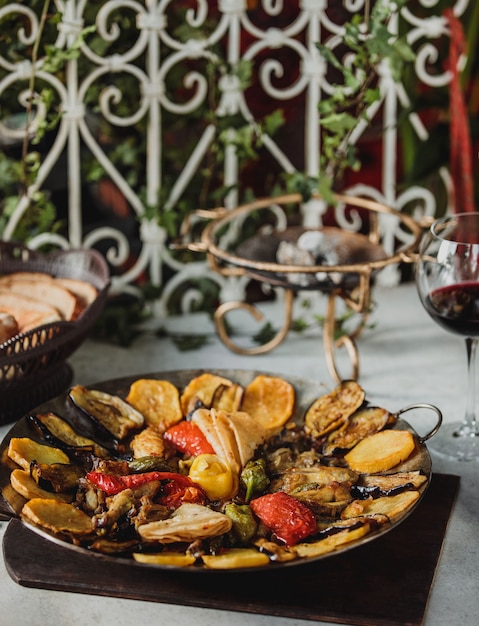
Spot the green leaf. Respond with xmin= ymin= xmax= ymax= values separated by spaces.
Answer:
xmin=172 ymin=334 xmax=210 ymax=351
xmin=253 ymin=322 xmax=277 ymax=345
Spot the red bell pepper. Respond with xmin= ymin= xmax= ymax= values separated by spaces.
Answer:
xmin=250 ymin=491 xmax=317 ymax=546
xmin=86 ymin=470 xmax=206 ymax=507
xmin=164 ymin=421 xmax=215 ymax=456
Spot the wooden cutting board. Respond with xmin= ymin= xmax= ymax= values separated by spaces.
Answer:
xmin=2 ymin=473 xmax=459 ymax=626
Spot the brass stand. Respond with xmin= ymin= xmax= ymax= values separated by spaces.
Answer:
xmin=176 ymin=192 xmax=423 ymax=383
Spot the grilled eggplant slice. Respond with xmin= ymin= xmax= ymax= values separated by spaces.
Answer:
xmin=291 ymin=482 xmax=353 ymax=517
xmin=304 ymin=380 xmax=365 ymax=438
xmin=322 ymin=406 xmax=392 ymax=456
xmin=270 ymin=465 xmax=359 ymax=493
xmin=28 ymin=413 xmax=110 ymax=463
xmin=30 ymin=460 xmax=83 ymax=493
xmin=69 ymin=385 xmax=144 ymax=441
xmin=351 ymin=470 xmax=428 ymax=499
xmin=360 ymin=470 xmax=427 ymax=490
xmin=210 ymin=383 xmax=244 ymax=412
xmin=30 ymin=412 xmax=109 ymax=454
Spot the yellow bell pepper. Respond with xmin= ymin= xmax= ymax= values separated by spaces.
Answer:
xmin=188 ymin=454 xmax=237 ymax=500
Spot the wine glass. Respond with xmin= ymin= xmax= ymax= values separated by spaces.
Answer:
xmin=416 ymin=212 xmax=479 ymax=461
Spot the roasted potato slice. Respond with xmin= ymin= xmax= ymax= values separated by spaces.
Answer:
xmin=8 ymin=437 xmax=70 ymax=470
xmin=295 ymin=521 xmax=371 ymax=558
xmin=133 ymin=552 xmax=196 ymax=567
xmin=344 ymin=429 xmax=416 ymax=473
xmin=179 ymin=373 xmax=234 ymax=415
xmin=202 ymin=548 xmax=270 ymax=569
xmin=341 ymin=490 xmax=420 ymax=520
xmin=126 ymin=379 xmax=182 ymax=430
xmin=240 ymin=374 xmax=295 ymax=433
xmin=304 ymin=380 xmax=365 ymax=438
xmin=22 ymin=498 xmax=93 ymax=534
xmin=10 ymin=469 xmax=73 ymax=503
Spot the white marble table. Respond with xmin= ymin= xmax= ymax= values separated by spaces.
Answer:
xmin=1 ymin=282 xmax=477 ymax=626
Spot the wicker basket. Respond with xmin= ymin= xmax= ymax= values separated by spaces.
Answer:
xmin=0 ymin=242 xmax=110 ymax=424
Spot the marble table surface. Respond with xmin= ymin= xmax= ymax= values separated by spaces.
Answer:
xmin=0 ymin=281 xmax=477 ymax=626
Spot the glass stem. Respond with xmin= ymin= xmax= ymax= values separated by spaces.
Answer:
xmin=461 ymin=337 xmax=479 ymax=437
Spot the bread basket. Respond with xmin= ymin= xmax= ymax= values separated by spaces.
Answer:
xmin=0 ymin=242 xmax=110 ymax=424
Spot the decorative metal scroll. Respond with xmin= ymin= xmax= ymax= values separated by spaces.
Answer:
xmin=0 ymin=0 xmax=469 ymax=315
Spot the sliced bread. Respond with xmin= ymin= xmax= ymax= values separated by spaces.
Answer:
xmin=0 ymin=291 xmax=62 ymax=332
xmin=0 ymin=278 xmax=78 ymax=320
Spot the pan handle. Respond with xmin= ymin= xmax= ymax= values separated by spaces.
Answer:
xmin=395 ymin=403 xmax=443 ymax=443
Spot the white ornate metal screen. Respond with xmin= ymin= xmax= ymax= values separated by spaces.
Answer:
xmin=0 ymin=0 xmax=470 ymax=314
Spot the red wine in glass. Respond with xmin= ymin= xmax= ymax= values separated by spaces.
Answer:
xmin=424 ymin=283 xmax=479 ymax=337
xmin=416 ymin=212 xmax=479 ymax=461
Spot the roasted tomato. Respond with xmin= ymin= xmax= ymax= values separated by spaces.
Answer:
xmin=164 ymin=421 xmax=215 ymax=456
xmin=250 ymin=491 xmax=317 ymax=546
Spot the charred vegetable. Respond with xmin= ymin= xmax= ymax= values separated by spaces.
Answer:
xmin=69 ymin=385 xmax=144 ymax=441
xmin=27 ymin=413 xmax=108 ymax=467
xmin=322 ymin=406 xmax=392 ymax=456
xmin=28 ymin=413 xmax=110 ymax=457
xmin=250 ymin=491 xmax=317 ymax=546
xmin=30 ymin=461 xmax=84 ymax=493
xmin=304 ymin=379 xmax=365 ymax=438
xmin=224 ymin=502 xmax=258 ymax=544
xmin=127 ymin=456 xmax=174 ymax=473
xmin=240 ymin=458 xmax=270 ymax=502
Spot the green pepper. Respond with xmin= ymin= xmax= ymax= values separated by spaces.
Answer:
xmin=127 ymin=456 xmax=172 ymax=473
xmin=240 ymin=458 xmax=270 ymax=502
xmin=224 ymin=502 xmax=258 ymax=544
